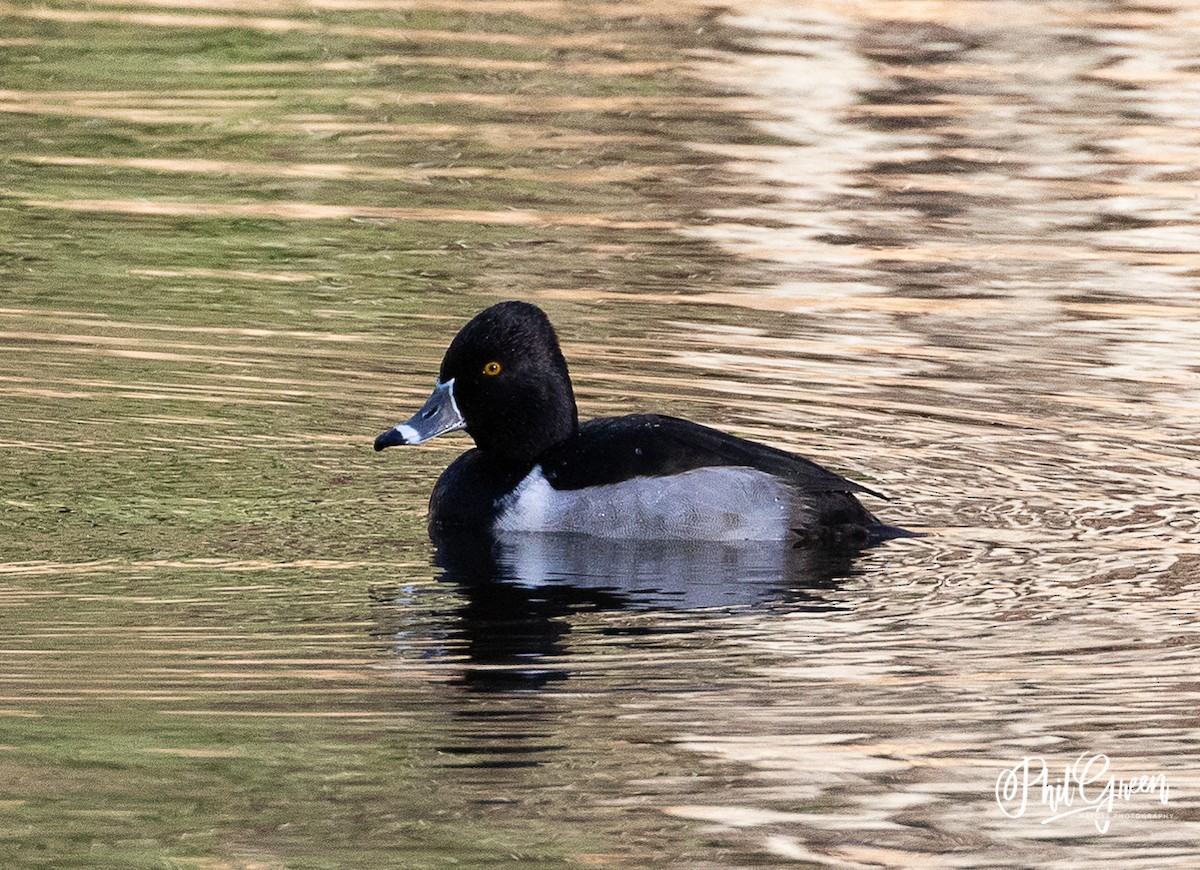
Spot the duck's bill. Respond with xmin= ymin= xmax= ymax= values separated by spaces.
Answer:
xmin=374 ymin=379 xmax=466 ymax=451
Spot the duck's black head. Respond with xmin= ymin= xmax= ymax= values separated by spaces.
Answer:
xmin=375 ymin=301 xmax=579 ymax=463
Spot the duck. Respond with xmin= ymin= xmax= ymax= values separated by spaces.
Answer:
xmin=375 ymin=301 xmax=906 ymax=547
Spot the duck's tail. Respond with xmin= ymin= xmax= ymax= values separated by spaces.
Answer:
xmin=866 ymin=521 xmax=925 ymax=547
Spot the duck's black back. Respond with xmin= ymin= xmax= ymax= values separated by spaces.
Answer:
xmin=539 ymin=414 xmax=879 ymax=496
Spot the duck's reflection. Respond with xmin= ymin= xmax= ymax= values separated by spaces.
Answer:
xmin=420 ymin=530 xmax=863 ymax=691
xmin=437 ymin=530 xmax=859 ymax=608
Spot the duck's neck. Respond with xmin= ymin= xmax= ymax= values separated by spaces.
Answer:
xmin=471 ymin=381 xmax=578 ymax=464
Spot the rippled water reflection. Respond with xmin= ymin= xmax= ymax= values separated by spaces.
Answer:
xmin=2 ymin=0 xmax=1198 ymax=866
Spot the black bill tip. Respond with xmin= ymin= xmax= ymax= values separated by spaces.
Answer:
xmin=374 ymin=426 xmax=410 ymax=451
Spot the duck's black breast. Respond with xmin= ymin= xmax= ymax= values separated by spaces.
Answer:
xmin=427 ymin=449 xmax=532 ymax=532
xmin=538 ymin=414 xmax=880 ymax=496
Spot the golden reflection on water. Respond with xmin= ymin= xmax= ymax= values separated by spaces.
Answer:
xmin=1 ymin=0 xmax=1199 ymax=866
xmin=13 ymin=154 xmax=664 ymax=185
xmin=21 ymin=197 xmax=679 ymax=229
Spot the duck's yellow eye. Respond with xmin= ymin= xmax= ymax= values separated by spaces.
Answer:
xmin=482 ymin=360 xmax=502 ymax=377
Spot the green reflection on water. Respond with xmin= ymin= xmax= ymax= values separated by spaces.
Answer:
xmin=0 ymin=2 xmax=747 ymax=866
xmin=0 ymin=570 xmax=596 ymax=868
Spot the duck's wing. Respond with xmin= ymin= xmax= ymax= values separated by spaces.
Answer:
xmin=541 ymin=414 xmax=883 ymax=498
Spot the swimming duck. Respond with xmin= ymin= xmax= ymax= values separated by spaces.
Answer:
xmin=375 ymin=301 xmax=901 ymax=547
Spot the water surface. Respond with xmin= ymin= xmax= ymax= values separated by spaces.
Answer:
xmin=1 ymin=0 xmax=1198 ymax=867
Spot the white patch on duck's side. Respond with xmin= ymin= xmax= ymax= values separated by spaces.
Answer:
xmin=494 ymin=465 xmax=797 ymax=541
